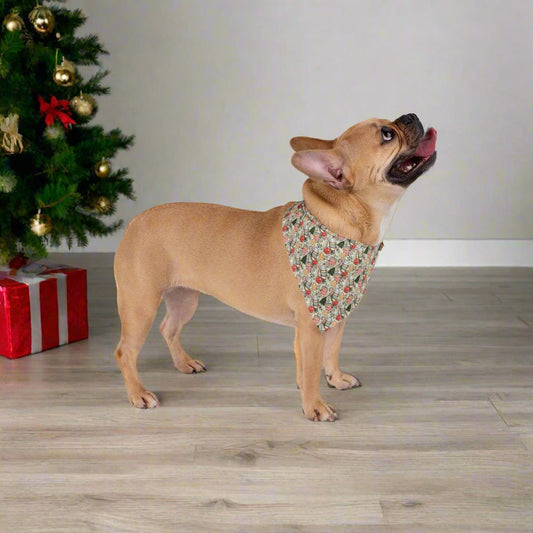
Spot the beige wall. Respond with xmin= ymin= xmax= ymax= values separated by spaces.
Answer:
xmin=65 ymin=0 xmax=532 ymax=252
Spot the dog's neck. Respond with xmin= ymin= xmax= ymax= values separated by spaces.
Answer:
xmin=302 ymin=180 xmax=403 ymax=245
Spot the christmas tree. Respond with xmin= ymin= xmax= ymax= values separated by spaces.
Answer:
xmin=0 ymin=0 xmax=134 ymax=265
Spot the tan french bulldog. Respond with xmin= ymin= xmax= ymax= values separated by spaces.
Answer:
xmin=114 ymin=113 xmax=437 ymax=421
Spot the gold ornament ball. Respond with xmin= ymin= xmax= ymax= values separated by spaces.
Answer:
xmin=94 ymin=159 xmax=111 ymax=178
xmin=30 ymin=212 xmax=52 ymax=236
xmin=28 ymin=5 xmax=55 ymax=35
xmin=3 ymin=12 xmax=24 ymax=32
xmin=91 ymin=196 xmax=113 ymax=214
xmin=71 ymin=94 xmax=97 ymax=118
xmin=53 ymin=59 xmax=76 ymax=87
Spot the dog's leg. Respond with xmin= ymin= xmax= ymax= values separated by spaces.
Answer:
xmin=160 ymin=287 xmax=206 ymax=374
xmin=297 ymin=320 xmax=338 ymax=421
xmin=114 ymin=286 xmax=161 ymax=409
xmin=293 ymin=327 xmax=302 ymax=389
xmin=323 ymin=321 xmax=361 ymax=390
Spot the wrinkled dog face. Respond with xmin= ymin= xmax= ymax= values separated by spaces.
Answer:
xmin=290 ymin=114 xmax=437 ymax=191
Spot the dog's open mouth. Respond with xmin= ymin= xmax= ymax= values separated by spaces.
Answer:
xmin=388 ymin=127 xmax=437 ymax=186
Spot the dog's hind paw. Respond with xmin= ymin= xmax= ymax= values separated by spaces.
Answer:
xmin=326 ymin=371 xmax=361 ymax=390
xmin=129 ymin=389 xmax=160 ymax=409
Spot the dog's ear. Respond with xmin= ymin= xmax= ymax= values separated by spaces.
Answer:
xmin=291 ymin=149 xmax=347 ymax=190
xmin=290 ymin=137 xmax=335 ymax=151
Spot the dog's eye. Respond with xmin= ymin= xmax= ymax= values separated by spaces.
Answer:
xmin=381 ymin=128 xmax=395 ymax=143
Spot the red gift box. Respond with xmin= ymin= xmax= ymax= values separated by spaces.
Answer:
xmin=0 ymin=264 xmax=88 ymax=359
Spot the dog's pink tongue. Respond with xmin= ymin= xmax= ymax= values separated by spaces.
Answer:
xmin=414 ymin=127 xmax=437 ymax=158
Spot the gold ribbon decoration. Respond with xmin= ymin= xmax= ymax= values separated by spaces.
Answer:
xmin=0 ymin=113 xmax=24 ymax=154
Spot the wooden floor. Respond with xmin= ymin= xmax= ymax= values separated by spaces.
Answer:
xmin=1 ymin=253 xmax=532 ymax=532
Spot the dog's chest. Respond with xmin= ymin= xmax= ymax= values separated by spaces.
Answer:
xmin=282 ymin=202 xmax=382 ymax=331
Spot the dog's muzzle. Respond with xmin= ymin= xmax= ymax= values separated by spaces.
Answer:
xmin=387 ymin=113 xmax=437 ymax=187
xmin=394 ymin=113 xmax=425 ymax=149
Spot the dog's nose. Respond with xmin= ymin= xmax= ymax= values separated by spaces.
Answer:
xmin=394 ymin=113 xmax=424 ymax=139
xmin=396 ymin=113 xmax=419 ymax=126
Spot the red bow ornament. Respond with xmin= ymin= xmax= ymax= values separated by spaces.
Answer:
xmin=38 ymin=96 xmax=76 ymax=129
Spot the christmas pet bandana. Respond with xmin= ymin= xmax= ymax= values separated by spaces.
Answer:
xmin=282 ymin=202 xmax=383 ymax=332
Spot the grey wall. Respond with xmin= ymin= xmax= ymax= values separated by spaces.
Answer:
xmin=65 ymin=0 xmax=532 ymax=252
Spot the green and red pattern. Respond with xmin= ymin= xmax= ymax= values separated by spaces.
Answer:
xmin=282 ymin=202 xmax=383 ymax=332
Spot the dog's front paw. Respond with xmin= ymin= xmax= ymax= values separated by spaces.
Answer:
xmin=302 ymin=399 xmax=338 ymax=422
xmin=129 ymin=388 xmax=160 ymax=409
xmin=326 ymin=370 xmax=361 ymax=390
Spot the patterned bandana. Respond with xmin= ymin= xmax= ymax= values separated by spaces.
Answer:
xmin=282 ymin=202 xmax=383 ymax=332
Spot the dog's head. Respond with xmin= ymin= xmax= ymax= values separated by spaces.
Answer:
xmin=290 ymin=114 xmax=437 ymax=192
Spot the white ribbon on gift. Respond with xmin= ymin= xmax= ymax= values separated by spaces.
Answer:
xmin=44 ymin=273 xmax=69 ymax=347
xmin=8 ymin=272 xmax=68 ymax=353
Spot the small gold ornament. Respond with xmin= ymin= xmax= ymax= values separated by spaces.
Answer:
xmin=71 ymin=93 xmax=97 ymax=118
xmin=91 ymin=196 xmax=113 ymax=213
xmin=53 ymin=58 xmax=76 ymax=87
xmin=30 ymin=210 xmax=52 ymax=236
xmin=0 ymin=113 xmax=24 ymax=154
xmin=3 ymin=12 xmax=24 ymax=32
xmin=28 ymin=5 xmax=55 ymax=35
xmin=94 ymin=158 xmax=111 ymax=178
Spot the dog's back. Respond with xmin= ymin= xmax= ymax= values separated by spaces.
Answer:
xmin=114 ymin=202 xmax=296 ymax=324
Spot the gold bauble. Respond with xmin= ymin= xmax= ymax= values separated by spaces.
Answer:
xmin=71 ymin=94 xmax=97 ymax=118
xmin=91 ymin=196 xmax=113 ymax=213
xmin=28 ymin=5 xmax=54 ymax=35
xmin=94 ymin=159 xmax=111 ymax=178
xmin=53 ymin=59 xmax=76 ymax=87
xmin=3 ymin=12 xmax=24 ymax=32
xmin=30 ymin=212 xmax=52 ymax=236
